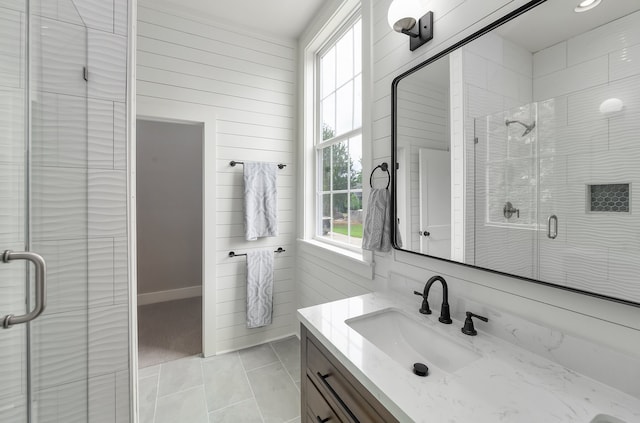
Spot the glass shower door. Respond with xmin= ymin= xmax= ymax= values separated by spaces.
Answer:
xmin=536 ymin=98 xmax=567 ymax=286
xmin=474 ymin=103 xmax=539 ymax=280
xmin=1 ymin=1 xmax=90 ymax=421
xmin=1 ymin=1 xmax=31 ymax=420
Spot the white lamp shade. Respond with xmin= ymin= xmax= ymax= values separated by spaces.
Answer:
xmin=387 ymin=0 xmax=423 ymax=32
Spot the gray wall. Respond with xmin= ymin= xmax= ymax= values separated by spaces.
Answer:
xmin=137 ymin=119 xmax=203 ymax=294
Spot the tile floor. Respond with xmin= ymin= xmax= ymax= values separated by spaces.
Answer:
xmin=138 ymin=336 xmax=301 ymax=423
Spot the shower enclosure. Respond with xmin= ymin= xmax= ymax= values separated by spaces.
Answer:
xmin=1 ymin=1 xmax=130 ymax=421
xmin=475 ymin=103 xmax=540 ymax=279
xmin=475 ymin=99 xmax=575 ymax=287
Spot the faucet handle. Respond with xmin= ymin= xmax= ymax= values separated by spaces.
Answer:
xmin=413 ymin=291 xmax=431 ymax=315
xmin=461 ymin=311 xmax=488 ymax=336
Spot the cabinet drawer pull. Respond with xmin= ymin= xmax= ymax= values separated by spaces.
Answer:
xmin=316 ymin=372 xmax=360 ymax=423
xmin=316 ymin=417 xmax=331 ymax=423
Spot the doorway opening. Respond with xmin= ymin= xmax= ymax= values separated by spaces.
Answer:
xmin=136 ymin=119 xmax=204 ymax=368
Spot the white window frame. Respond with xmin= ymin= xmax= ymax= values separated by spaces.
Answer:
xmin=315 ymin=13 xmax=363 ymax=252
xmin=299 ymin=0 xmax=373 ymax=276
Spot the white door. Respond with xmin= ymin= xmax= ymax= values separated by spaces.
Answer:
xmin=418 ymin=149 xmax=451 ymax=257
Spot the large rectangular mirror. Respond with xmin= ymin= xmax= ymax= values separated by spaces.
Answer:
xmin=391 ymin=0 xmax=640 ymax=306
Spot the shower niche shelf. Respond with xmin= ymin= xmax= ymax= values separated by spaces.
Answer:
xmin=587 ymin=184 xmax=630 ymax=213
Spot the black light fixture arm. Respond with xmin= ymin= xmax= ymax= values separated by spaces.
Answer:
xmin=401 ymin=28 xmax=420 ymax=38
xmin=407 ymin=11 xmax=434 ymax=51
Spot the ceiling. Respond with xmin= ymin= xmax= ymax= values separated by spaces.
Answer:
xmin=154 ymin=0 xmax=326 ymax=39
xmin=497 ymin=0 xmax=640 ymax=53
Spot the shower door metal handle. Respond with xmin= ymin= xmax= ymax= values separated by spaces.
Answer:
xmin=547 ymin=215 xmax=558 ymax=240
xmin=2 ymin=250 xmax=47 ymax=329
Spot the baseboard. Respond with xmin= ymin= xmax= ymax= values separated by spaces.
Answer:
xmin=137 ymin=285 xmax=202 ymax=306
xmin=214 ymin=332 xmax=299 ymax=356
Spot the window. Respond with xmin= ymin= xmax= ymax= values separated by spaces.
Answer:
xmin=316 ymin=16 xmax=362 ymax=249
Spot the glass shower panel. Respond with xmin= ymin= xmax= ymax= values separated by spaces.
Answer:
xmin=475 ymin=103 xmax=538 ymax=279
xmin=0 ymin=1 xmax=28 ymax=421
xmin=0 ymin=1 xmax=90 ymax=421
xmin=30 ymin=4 xmax=90 ymax=421
xmin=3 ymin=0 xmax=132 ymax=419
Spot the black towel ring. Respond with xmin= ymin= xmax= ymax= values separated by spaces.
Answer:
xmin=369 ymin=162 xmax=390 ymax=189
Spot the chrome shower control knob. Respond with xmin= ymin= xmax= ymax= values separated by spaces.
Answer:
xmin=503 ymin=202 xmax=520 ymax=219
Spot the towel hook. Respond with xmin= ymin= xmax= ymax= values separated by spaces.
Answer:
xmin=369 ymin=162 xmax=390 ymax=189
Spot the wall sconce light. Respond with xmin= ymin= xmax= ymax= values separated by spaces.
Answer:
xmin=387 ymin=0 xmax=433 ymax=51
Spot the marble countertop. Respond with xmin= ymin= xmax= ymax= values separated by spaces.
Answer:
xmin=297 ymin=291 xmax=640 ymax=423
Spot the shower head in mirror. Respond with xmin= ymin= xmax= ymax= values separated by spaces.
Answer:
xmin=505 ymin=119 xmax=536 ymax=136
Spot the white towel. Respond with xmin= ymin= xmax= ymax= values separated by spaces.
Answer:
xmin=243 ymin=162 xmax=278 ymax=241
xmin=363 ymin=188 xmax=402 ymax=252
xmin=246 ymin=249 xmax=274 ymax=328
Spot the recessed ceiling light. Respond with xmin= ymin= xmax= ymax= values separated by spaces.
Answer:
xmin=575 ymin=0 xmax=602 ymax=13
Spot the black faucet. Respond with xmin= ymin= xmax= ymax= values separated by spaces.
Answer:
xmin=413 ymin=275 xmax=452 ymax=324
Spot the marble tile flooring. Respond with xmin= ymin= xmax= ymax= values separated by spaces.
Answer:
xmin=138 ymin=336 xmax=301 ymax=423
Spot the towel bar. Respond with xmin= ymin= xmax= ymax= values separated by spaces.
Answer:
xmin=230 ymin=160 xmax=286 ymax=170
xmin=228 ymin=247 xmax=285 ymax=258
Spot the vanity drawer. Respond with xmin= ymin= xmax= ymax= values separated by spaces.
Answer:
xmin=304 ymin=330 xmax=398 ymax=423
xmin=306 ymin=376 xmax=344 ymax=423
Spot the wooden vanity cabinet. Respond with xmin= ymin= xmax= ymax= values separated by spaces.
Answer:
xmin=301 ymin=324 xmax=399 ymax=423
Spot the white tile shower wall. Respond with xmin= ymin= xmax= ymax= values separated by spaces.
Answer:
xmin=28 ymin=0 xmax=130 ymax=421
xmin=532 ymin=10 xmax=640 ymax=301
xmin=297 ymin=0 xmax=640 ymax=395
xmin=137 ymin=2 xmax=297 ymax=353
xmin=0 ymin=7 xmax=22 ymax=89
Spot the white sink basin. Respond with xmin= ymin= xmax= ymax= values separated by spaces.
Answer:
xmin=346 ymin=308 xmax=481 ymax=374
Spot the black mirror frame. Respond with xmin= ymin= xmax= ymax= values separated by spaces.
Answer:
xmin=390 ymin=0 xmax=640 ymax=309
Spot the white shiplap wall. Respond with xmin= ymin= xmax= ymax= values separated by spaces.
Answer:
xmin=297 ymin=0 xmax=640 ymax=395
xmin=396 ymin=79 xmax=449 ymax=251
xmin=137 ymin=2 xmax=297 ymax=353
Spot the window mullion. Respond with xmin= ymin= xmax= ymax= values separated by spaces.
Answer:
xmin=316 ymin=128 xmax=361 ymax=151
xmin=330 ymin=144 xmax=334 ymax=237
xmin=347 ymin=138 xmax=351 ymax=240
